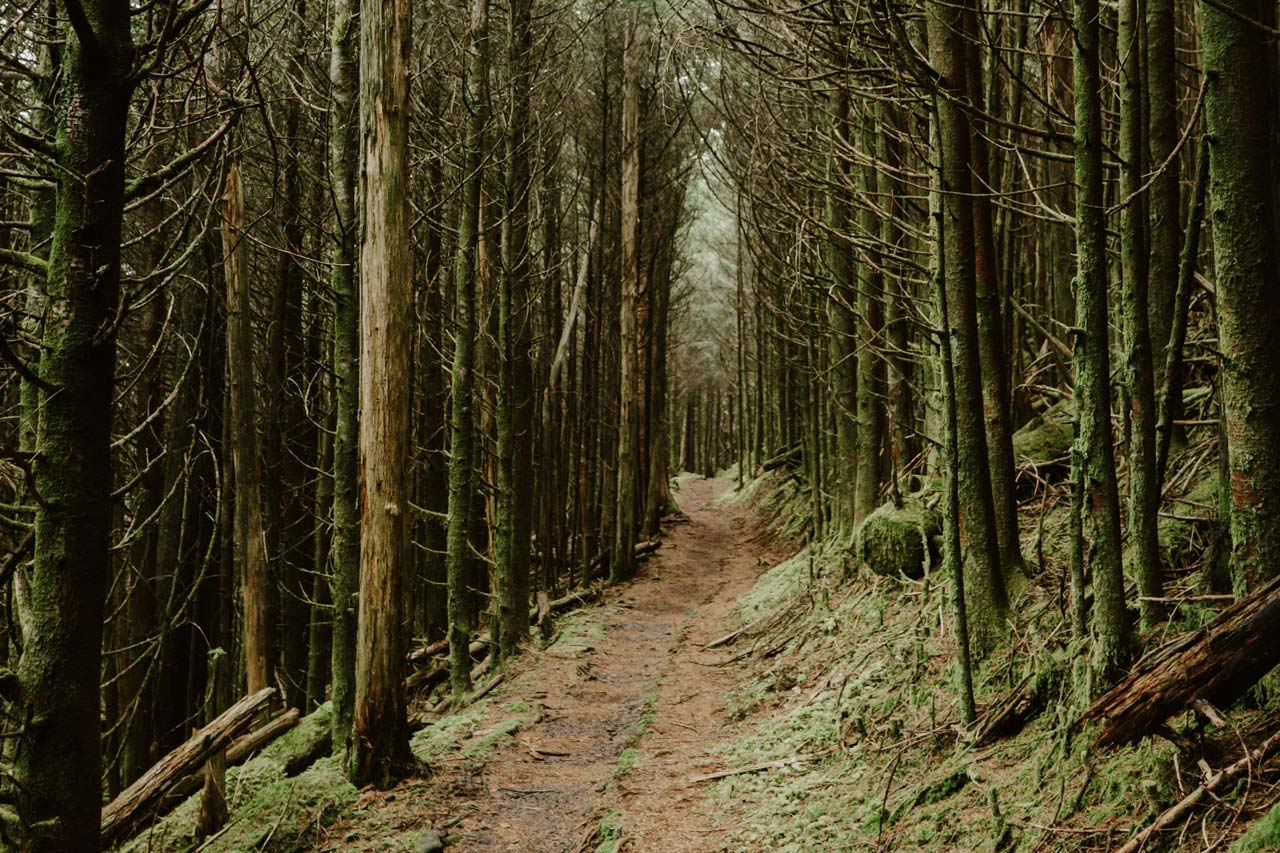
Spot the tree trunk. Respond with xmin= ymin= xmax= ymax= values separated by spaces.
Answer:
xmin=349 ymin=0 xmax=415 ymax=787
xmin=1201 ymin=0 xmax=1280 ymax=593
xmin=1074 ymin=0 xmax=1130 ymax=670
xmin=327 ymin=0 xmax=360 ymax=761
xmin=14 ymin=5 xmax=135 ymax=849
xmin=448 ymin=0 xmax=490 ymax=699
xmin=612 ymin=13 xmax=643 ymax=583
xmin=1119 ymin=0 xmax=1162 ymax=628
xmin=927 ymin=0 xmax=1008 ymax=652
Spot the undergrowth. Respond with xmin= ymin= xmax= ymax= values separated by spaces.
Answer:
xmin=710 ymin=467 xmax=1280 ymax=852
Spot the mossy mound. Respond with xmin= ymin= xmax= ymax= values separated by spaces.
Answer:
xmin=855 ymin=497 xmax=940 ymax=579
xmin=1012 ymin=406 xmax=1074 ymax=469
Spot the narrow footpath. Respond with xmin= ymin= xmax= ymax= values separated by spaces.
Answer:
xmin=326 ymin=475 xmax=777 ymax=851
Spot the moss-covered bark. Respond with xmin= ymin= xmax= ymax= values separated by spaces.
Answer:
xmin=327 ymin=0 xmax=359 ymax=759
xmin=14 ymin=3 xmax=135 ymax=849
xmin=447 ymin=0 xmax=489 ymax=700
xmin=1073 ymin=0 xmax=1131 ymax=671
xmin=1146 ymin=0 xmax=1180 ymax=385
xmin=1119 ymin=0 xmax=1163 ymax=628
xmin=853 ymin=119 xmax=884 ymax=527
xmin=927 ymin=0 xmax=1009 ymax=653
xmin=495 ymin=0 xmax=534 ymax=663
xmin=1201 ymin=0 xmax=1280 ymax=593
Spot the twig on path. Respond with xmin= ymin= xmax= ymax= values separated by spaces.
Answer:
xmin=688 ymin=751 xmax=830 ymax=784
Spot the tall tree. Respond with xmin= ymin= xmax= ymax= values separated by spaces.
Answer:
xmin=328 ymin=0 xmax=360 ymax=758
xmin=349 ymin=0 xmax=414 ymax=786
xmin=1074 ymin=0 xmax=1130 ymax=669
xmin=14 ymin=1 xmax=136 ymax=848
xmin=926 ymin=0 xmax=1008 ymax=650
xmin=1201 ymin=0 xmax=1280 ymax=593
xmin=1119 ymin=0 xmax=1162 ymax=627
xmin=612 ymin=12 xmax=643 ymax=583
xmin=447 ymin=0 xmax=490 ymax=699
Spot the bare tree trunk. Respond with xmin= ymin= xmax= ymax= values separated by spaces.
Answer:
xmin=349 ymin=0 xmax=414 ymax=786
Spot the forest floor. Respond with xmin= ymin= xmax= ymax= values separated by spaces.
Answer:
xmin=322 ymin=473 xmax=780 ymax=852
xmin=124 ymin=468 xmax=1280 ymax=852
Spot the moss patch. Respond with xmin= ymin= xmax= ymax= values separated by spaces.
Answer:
xmin=1232 ymin=800 xmax=1280 ymax=852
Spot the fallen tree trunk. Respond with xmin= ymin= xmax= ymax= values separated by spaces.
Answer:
xmin=166 ymin=707 xmax=301 ymax=801
xmin=1084 ymin=573 xmax=1280 ymax=749
xmin=101 ymin=687 xmax=274 ymax=844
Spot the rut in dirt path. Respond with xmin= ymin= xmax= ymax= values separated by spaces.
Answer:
xmin=419 ymin=475 xmax=774 ymax=852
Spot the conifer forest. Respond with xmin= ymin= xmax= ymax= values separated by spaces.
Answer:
xmin=6 ymin=0 xmax=1280 ymax=849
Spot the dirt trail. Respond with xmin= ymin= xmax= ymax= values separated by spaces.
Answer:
xmin=341 ymin=475 xmax=774 ymax=851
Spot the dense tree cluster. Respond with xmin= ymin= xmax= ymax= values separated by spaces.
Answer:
xmin=2 ymin=0 xmax=1280 ymax=846
xmin=0 ymin=0 xmax=701 ymax=847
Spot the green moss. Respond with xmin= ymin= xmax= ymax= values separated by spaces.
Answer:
xmin=461 ymin=716 xmax=525 ymax=760
xmin=263 ymin=702 xmax=332 ymax=773
xmin=617 ymin=747 xmax=638 ymax=775
xmin=200 ymin=756 xmax=357 ymax=852
xmin=120 ymin=706 xmax=342 ymax=853
xmin=593 ymin=810 xmax=623 ymax=853
xmin=855 ymin=497 xmax=940 ymax=579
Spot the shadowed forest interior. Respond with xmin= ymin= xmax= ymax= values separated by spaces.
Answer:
xmin=4 ymin=0 xmax=1280 ymax=849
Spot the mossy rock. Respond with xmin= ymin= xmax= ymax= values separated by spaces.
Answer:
xmin=855 ymin=497 xmax=940 ymax=579
xmin=1012 ymin=406 xmax=1074 ymax=469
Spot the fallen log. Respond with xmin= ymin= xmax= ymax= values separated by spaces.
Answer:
xmin=761 ymin=444 xmax=801 ymax=472
xmin=1084 ymin=573 xmax=1280 ymax=749
xmin=101 ymin=687 xmax=274 ymax=844
xmin=167 ymin=708 xmax=301 ymax=801
xmin=1115 ymin=727 xmax=1280 ymax=853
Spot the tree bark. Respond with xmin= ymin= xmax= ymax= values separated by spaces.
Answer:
xmin=447 ymin=0 xmax=490 ymax=699
xmin=1201 ymin=0 xmax=1280 ymax=593
xmin=15 ymin=4 xmax=135 ymax=849
xmin=349 ymin=0 xmax=415 ymax=786
xmin=327 ymin=0 xmax=360 ymax=761
xmin=1074 ymin=0 xmax=1130 ymax=671
xmin=926 ymin=0 xmax=1008 ymax=652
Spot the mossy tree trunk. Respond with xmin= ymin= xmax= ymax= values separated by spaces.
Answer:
xmin=853 ymin=118 xmax=884 ymax=526
xmin=447 ymin=0 xmax=489 ymax=699
xmin=1073 ymin=0 xmax=1131 ymax=670
xmin=1201 ymin=0 xmax=1280 ymax=594
xmin=1119 ymin=0 xmax=1163 ymax=628
xmin=15 ymin=1 xmax=136 ymax=848
xmin=927 ymin=0 xmax=1009 ymax=652
xmin=965 ymin=35 xmax=1022 ymax=575
xmin=825 ymin=83 xmax=858 ymax=531
xmin=327 ymin=0 xmax=359 ymax=759
xmin=494 ymin=0 xmax=534 ymax=664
